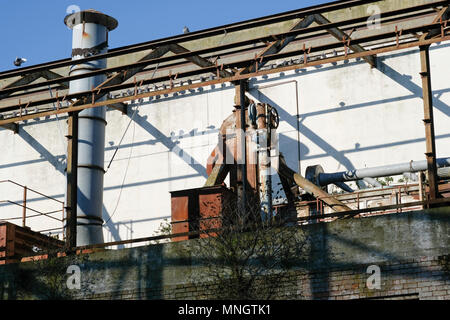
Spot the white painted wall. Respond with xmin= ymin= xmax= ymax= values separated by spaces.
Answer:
xmin=0 ymin=42 xmax=449 ymax=244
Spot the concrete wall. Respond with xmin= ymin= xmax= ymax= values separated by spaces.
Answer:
xmin=0 ymin=208 xmax=449 ymax=300
xmin=0 ymin=42 xmax=449 ymax=244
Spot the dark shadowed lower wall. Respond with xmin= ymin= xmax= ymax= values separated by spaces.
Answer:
xmin=0 ymin=207 xmax=449 ymax=300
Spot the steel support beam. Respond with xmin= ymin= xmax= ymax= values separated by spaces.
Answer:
xmin=420 ymin=6 xmax=450 ymax=40
xmin=1 ymin=32 xmax=449 ymax=125
xmin=0 ymin=122 xmax=18 ymax=133
xmin=0 ymin=0 xmax=388 ymax=81
xmin=0 ymin=65 xmax=25 ymax=132
xmin=169 ymin=44 xmax=234 ymax=78
xmin=109 ymin=102 xmax=128 ymax=115
xmin=0 ymin=73 xmax=42 ymax=96
xmin=238 ymin=15 xmax=316 ymax=75
xmin=419 ymin=45 xmax=439 ymax=200
xmin=235 ymin=80 xmax=248 ymax=209
xmin=0 ymin=70 xmax=67 ymax=99
xmin=0 ymin=10 xmax=447 ymax=100
xmin=314 ymin=13 xmax=376 ymax=68
xmin=71 ymin=46 xmax=171 ymax=110
xmin=41 ymin=70 xmax=69 ymax=89
xmin=65 ymin=111 xmax=79 ymax=250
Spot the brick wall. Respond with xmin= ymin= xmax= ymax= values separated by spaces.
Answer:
xmin=76 ymin=254 xmax=450 ymax=300
xmin=1 ymin=208 xmax=449 ymax=300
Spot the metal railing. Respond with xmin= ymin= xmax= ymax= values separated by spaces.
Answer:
xmin=5 ymin=194 xmax=449 ymax=263
xmin=1 ymin=177 xmax=448 ymax=262
xmin=295 ymin=183 xmax=425 ymax=219
xmin=0 ymin=180 xmax=65 ymax=236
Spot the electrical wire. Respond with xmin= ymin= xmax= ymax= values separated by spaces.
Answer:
xmin=104 ymin=63 xmax=160 ymax=224
xmin=48 ymin=86 xmax=67 ymax=162
xmin=105 ymin=106 xmax=139 ymax=172
xmin=106 ymin=63 xmax=160 ymax=172
xmin=104 ymin=119 xmax=136 ymax=225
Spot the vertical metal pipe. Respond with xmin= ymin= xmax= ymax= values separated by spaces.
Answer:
xmin=235 ymin=80 xmax=248 ymax=212
xmin=64 ymin=10 xmax=117 ymax=246
xmin=240 ymin=81 xmax=247 ymax=212
xmin=419 ymin=45 xmax=439 ymax=200
xmin=419 ymin=171 xmax=425 ymax=209
xmin=22 ymin=186 xmax=27 ymax=227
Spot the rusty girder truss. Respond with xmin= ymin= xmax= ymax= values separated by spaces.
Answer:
xmin=0 ymin=0 xmax=449 ymax=129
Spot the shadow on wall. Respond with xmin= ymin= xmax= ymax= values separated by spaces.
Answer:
xmin=16 ymin=126 xmax=124 ymax=245
xmin=18 ymin=129 xmax=66 ymax=174
xmin=2 ymin=100 xmax=216 ymax=244
xmin=1 ymin=44 xmax=449 ymax=252
xmin=131 ymin=111 xmax=208 ymax=179
xmin=254 ymin=90 xmax=367 ymax=189
xmin=1 ymin=209 xmax=449 ymax=300
xmin=249 ymin=44 xmax=450 ymax=186
xmin=377 ymin=42 xmax=450 ymax=117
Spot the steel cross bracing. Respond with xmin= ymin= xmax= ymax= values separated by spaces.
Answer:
xmin=0 ymin=0 xmax=449 ymax=130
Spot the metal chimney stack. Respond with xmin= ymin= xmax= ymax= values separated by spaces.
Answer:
xmin=64 ymin=10 xmax=118 ymax=246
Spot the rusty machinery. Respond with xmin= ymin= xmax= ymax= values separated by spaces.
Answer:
xmin=169 ymin=98 xmax=353 ymax=240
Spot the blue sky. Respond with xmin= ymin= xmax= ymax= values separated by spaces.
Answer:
xmin=0 ymin=0 xmax=330 ymax=72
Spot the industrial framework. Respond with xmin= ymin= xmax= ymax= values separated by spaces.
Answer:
xmin=0 ymin=0 xmax=449 ymax=252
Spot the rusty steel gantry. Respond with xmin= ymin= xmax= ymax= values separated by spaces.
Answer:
xmin=0 ymin=0 xmax=449 ymax=249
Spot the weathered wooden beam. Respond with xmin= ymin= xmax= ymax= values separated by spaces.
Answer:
xmin=204 ymin=163 xmax=230 ymax=187
xmin=314 ymin=13 xmax=376 ymax=68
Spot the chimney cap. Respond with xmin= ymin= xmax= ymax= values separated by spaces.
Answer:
xmin=64 ymin=10 xmax=118 ymax=31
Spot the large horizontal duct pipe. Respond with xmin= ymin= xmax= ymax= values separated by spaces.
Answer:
xmin=318 ymin=158 xmax=450 ymax=186
xmin=65 ymin=10 xmax=118 ymax=246
xmin=278 ymin=154 xmax=351 ymax=212
xmin=438 ymin=167 xmax=450 ymax=179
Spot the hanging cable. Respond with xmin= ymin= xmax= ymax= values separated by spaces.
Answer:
xmin=104 ymin=119 xmax=136 ymax=225
xmin=105 ymin=106 xmax=139 ymax=172
xmin=104 ymin=63 xmax=160 ymax=224
xmin=48 ymin=86 xmax=67 ymax=161
xmin=105 ymin=63 xmax=160 ymax=172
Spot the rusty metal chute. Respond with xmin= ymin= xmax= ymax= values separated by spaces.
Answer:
xmin=277 ymin=154 xmax=351 ymax=213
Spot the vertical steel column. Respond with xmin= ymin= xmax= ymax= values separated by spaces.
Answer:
xmin=65 ymin=112 xmax=79 ymax=249
xmin=65 ymin=10 xmax=117 ymax=246
xmin=235 ymin=80 xmax=248 ymax=211
xmin=419 ymin=45 xmax=439 ymax=200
